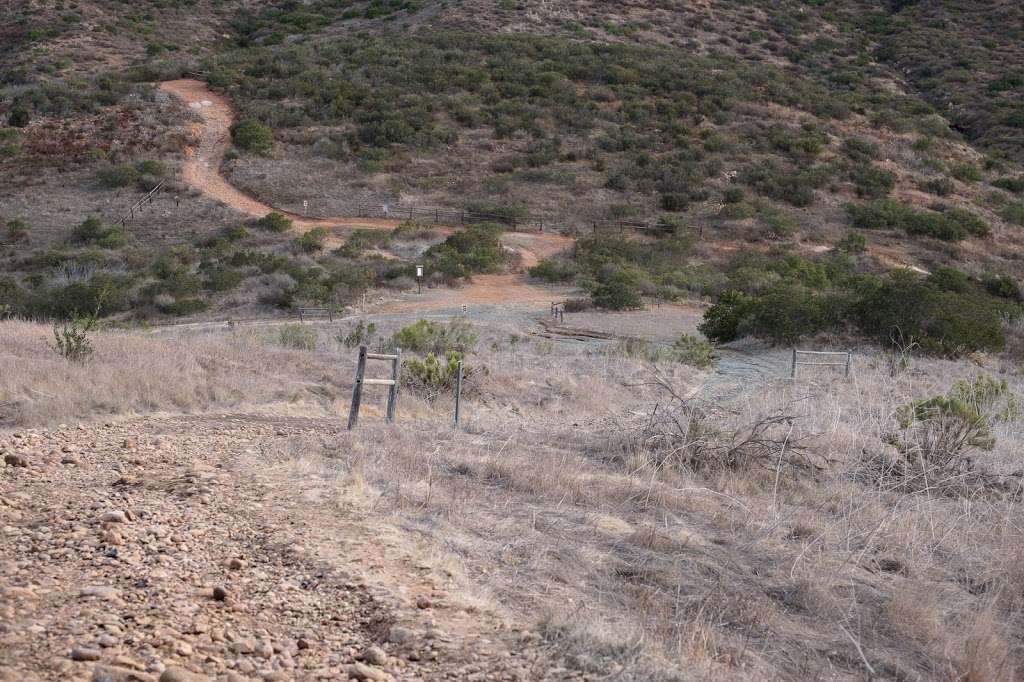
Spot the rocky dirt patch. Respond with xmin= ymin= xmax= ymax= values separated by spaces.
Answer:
xmin=0 ymin=416 xmax=581 ymax=681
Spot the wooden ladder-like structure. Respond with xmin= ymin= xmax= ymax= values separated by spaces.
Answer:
xmin=347 ymin=346 xmax=401 ymax=430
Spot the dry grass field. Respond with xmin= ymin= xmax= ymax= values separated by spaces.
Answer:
xmin=3 ymin=315 xmax=1023 ymax=679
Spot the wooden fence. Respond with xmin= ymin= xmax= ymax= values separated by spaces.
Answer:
xmin=294 ymin=200 xmax=671 ymax=237
xmin=791 ymin=349 xmax=852 ymax=379
xmin=118 ymin=180 xmax=166 ymax=228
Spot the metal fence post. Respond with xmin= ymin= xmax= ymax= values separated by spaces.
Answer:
xmin=845 ymin=350 xmax=852 ymax=378
xmin=386 ymin=348 xmax=401 ymax=423
xmin=454 ymin=360 xmax=463 ymax=428
xmin=348 ymin=346 xmax=367 ymax=430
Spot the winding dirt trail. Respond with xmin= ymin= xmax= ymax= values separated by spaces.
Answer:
xmin=159 ymin=79 xmax=574 ymax=310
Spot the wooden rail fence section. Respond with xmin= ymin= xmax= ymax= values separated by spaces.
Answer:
xmin=347 ymin=346 xmax=401 ymax=430
xmin=791 ymin=349 xmax=852 ymax=379
xmin=118 ymin=180 xmax=166 ymax=228
xmin=293 ymin=200 xmax=670 ymax=237
xmin=295 ymin=307 xmax=335 ymax=323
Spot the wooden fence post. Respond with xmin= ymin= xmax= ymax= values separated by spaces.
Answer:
xmin=386 ymin=348 xmax=401 ymax=423
xmin=790 ymin=348 xmax=797 ymax=379
xmin=348 ymin=346 xmax=368 ymax=430
xmin=845 ymin=350 xmax=852 ymax=378
xmin=454 ymin=360 xmax=463 ymax=427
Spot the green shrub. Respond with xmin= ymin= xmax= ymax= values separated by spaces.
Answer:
xmin=950 ymin=163 xmax=981 ymax=183
xmin=338 ymin=320 xmax=377 ymax=348
xmin=591 ymin=268 xmax=643 ymax=310
xmin=982 ymin=273 xmax=1022 ymax=301
xmin=231 ymin=119 xmax=274 ymax=154
xmin=424 ymin=224 xmax=506 ymax=279
xmin=7 ymin=105 xmax=30 ymax=128
xmin=836 ymin=232 xmax=867 ymax=253
xmin=392 ymin=319 xmax=477 ymax=355
xmin=742 ymin=283 xmax=830 ymax=344
xmin=723 ymin=187 xmax=745 ymax=204
xmin=846 ymin=200 xmax=989 ymax=240
xmin=29 ymin=273 xmax=130 ymax=320
xmin=50 ymin=316 xmax=96 ymax=362
xmin=70 ymin=217 xmax=126 ymax=248
xmin=698 ymin=290 xmax=754 ymax=343
xmin=669 ymin=334 xmax=715 ymax=368
xmin=893 ymin=376 xmax=1018 ymax=477
xmin=993 ymin=176 xmax=1024 ymax=194
xmin=158 ymin=298 xmax=209 ymax=316
xmin=97 ymin=164 xmax=139 ymax=188
xmin=402 ymin=351 xmax=471 ymax=399
xmin=528 ymin=258 xmax=577 ymax=282
xmin=253 ymin=212 xmax=292 ymax=232
xmin=295 ymin=227 xmax=328 ymax=252
xmin=1001 ymin=203 xmax=1024 ymax=226
xmin=278 ymin=324 xmax=317 ymax=350
xmin=853 ymin=271 xmax=1005 ymax=356
xmin=135 ymin=159 xmax=166 ymax=177
xmin=850 ymin=165 xmax=895 ymax=198
xmin=841 ymin=136 xmax=878 ymax=162
xmin=202 ymin=265 xmax=245 ymax=292
xmin=920 ymin=177 xmax=955 ymax=196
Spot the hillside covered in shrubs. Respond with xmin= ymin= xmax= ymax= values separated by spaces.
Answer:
xmin=0 ymin=0 xmax=1023 ymax=342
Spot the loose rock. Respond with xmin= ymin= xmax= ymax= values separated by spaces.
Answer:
xmin=346 ymin=662 xmax=387 ymax=681
xmin=92 ymin=665 xmax=157 ymax=682
xmin=4 ymin=454 xmax=28 ymax=468
xmin=70 ymin=646 xmax=102 ymax=661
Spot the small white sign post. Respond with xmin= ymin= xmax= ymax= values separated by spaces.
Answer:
xmin=302 ymin=199 xmax=309 ymax=213
xmin=416 ymin=265 xmax=423 ymax=294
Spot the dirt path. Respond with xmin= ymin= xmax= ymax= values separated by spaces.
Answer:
xmin=159 ymin=79 xmax=574 ymax=311
xmin=0 ymin=416 xmax=582 ymax=681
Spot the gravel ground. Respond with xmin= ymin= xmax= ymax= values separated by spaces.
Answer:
xmin=0 ymin=415 xmax=586 ymax=681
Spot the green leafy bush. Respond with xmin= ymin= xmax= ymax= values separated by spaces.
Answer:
xmin=278 ymin=324 xmax=317 ymax=350
xmin=846 ymin=200 xmax=989 ymax=240
xmin=836 ymin=232 xmax=867 ymax=253
xmin=402 ymin=351 xmax=471 ymax=399
xmin=892 ymin=376 xmax=1018 ymax=479
xmin=231 ymin=119 xmax=274 ymax=154
xmin=698 ymin=290 xmax=754 ymax=343
xmin=993 ymin=176 xmax=1024 ymax=194
xmin=338 ymin=320 xmax=377 ymax=348
xmin=158 ymin=298 xmax=209 ymax=316
xmin=50 ymin=317 xmax=95 ymax=362
xmin=424 ymin=224 xmax=506 ymax=279
xmin=97 ymin=164 xmax=139 ymax=188
xmin=295 ymin=227 xmax=328 ymax=252
xmin=253 ymin=212 xmax=292 ymax=232
xmin=850 ymin=165 xmax=895 ymax=198
xmin=392 ymin=319 xmax=477 ymax=355
xmin=70 ymin=217 xmax=127 ymax=249
xmin=591 ymin=267 xmax=643 ymax=310
xmin=528 ymin=258 xmax=577 ymax=282
xmin=7 ymin=105 xmax=30 ymax=128
xmin=669 ymin=334 xmax=715 ymax=368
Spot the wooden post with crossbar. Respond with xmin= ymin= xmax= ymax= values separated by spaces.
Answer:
xmin=348 ymin=346 xmax=401 ymax=429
